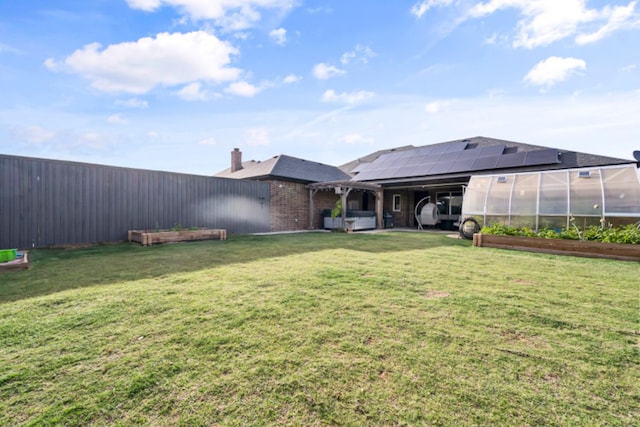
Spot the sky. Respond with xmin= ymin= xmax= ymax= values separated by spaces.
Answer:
xmin=0 ymin=0 xmax=639 ymax=176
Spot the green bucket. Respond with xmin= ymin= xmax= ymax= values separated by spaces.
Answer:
xmin=0 ymin=249 xmax=17 ymax=263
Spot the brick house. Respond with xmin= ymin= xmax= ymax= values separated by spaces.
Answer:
xmin=217 ymin=137 xmax=637 ymax=232
xmin=215 ymin=149 xmax=352 ymax=231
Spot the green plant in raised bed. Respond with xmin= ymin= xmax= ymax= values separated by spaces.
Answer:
xmin=482 ymin=223 xmax=640 ymax=244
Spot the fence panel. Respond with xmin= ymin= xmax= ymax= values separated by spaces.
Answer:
xmin=0 ymin=155 xmax=271 ymax=248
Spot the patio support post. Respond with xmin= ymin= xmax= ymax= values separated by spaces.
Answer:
xmin=341 ymin=188 xmax=353 ymax=231
xmin=309 ymin=189 xmax=318 ymax=230
xmin=375 ymin=189 xmax=384 ymax=229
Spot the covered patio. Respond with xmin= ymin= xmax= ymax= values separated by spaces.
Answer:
xmin=307 ymin=180 xmax=384 ymax=230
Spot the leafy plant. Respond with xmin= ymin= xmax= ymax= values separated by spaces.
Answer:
xmin=481 ymin=222 xmax=640 ymax=244
xmin=330 ymin=198 xmax=342 ymax=220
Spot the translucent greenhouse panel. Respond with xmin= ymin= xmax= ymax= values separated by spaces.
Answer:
xmin=539 ymin=216 xmax=567 ymax=230
xmin=510 ymin=215 xmax=536 ymax=228
xmin=539 ymin=171 xmax=568 ymax=215
xmin=602 ymin=166 xmax=640 ymax=215
xmin=463 ymin=176 xmax=491 ymax=214
xmin=485 ymin=175 xmax=512 ymax=214
xmin=511 ymin=173 xmax=539 ymax=215
xmin=569 ymin=169 xmax=603 ymax=216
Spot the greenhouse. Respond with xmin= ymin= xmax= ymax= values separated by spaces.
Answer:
xmin=461 ymin=164 xmax=640 ymax=231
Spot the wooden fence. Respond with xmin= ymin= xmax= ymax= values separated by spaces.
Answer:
xmin=0 ymin=154 xmax=270 ymax=249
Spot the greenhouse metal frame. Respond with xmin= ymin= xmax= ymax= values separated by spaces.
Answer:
xmin=461 ymin=164 xmax=640 ymax=231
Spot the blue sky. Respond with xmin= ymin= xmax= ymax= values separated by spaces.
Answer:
xmin=1 ymin=0 xmax=639 ymax=175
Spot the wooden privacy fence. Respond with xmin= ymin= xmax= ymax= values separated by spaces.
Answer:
xmin=0 ymin=154 xmax=270 ymax=249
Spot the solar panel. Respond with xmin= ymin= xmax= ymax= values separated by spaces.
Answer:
xmin=427 ymin=145 xmax=446 ymax=155
xmin=524 ymin=149 xmax=559 ymax=166
xmin=428 ymin=161 xmax=453 ymax=175
xmin=412 ymin=163 xmax=435 ymax=176
xmin=385 ymin=158 xmax=405 ymax=168
xmin=426 ymin=151 xmax=461 ymax=174
xmin=352 ymin=163 xmax=369 ymax=173
xmin=396 ymin=150 xmax=415 ymax=159
xmin=456 ymin=148 xmax=481 ymax=159
xmin=449 ymin=157 xmax=479 ymax=174
xmin=352 ymin=143 xmax=559 ymax=181
xmin=472 ymin=156 xmax=500 ymax=170
xmin=496 ymin=152 xmax=526 ymax=168
xmin=405 ymin=156 xmax=427 ymax=166
xmin=437 ymin=140 xmax=468 ymax=154
xmin=414 ymin=146 xmax=434 ymax=156
xmin=478 ymin=144 xmax=506 ymax=157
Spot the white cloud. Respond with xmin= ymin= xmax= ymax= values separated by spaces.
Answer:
xmin=484 ymin=33 xmax=498 ymax=45
xmin=245 ymin=128 xmax=270 ymax=146
xmin=312 ymin=63 xmax=346 ymax=80
xmin=340 ymin=45 xmax=376 ymax=65
xmin=269 ymin=27 xmax=287 ymax=45
xmin=0 ymin=41 xmax=22 ymax=55
xmin=126 ymin=0 xmax=296 ymax=30
xmin=10 ymin=125 xmax=57 ymax=144
xmin=411 ymin=0 xmax=453 ymax=18
xmin=198 ymin=136 xmax=217 ymax=145
xmin=424 ymin=102 xmax=441 ymax=113
xmin=621 ymin=64 xmax=637 ymax=72
xmin=224 ymin=80 xmax=261 ymax=97
xmin=467 ymin=0 xmax=639 ymax=49
xmin=177 ymin=82 xmax=210 ymax=101
xmin=116 ymin=97 xmax=149 ymax=108
xmin=283 ymin=74 xmax=302 ymax=84
xmin=71 ymin=132 xmax=107 ymax=149
xmin=126 ymin=0 xmax=161 ymax=11
xmin=306 ymin=7 xmax=332 ymax=14
xmin=576 ymin=1 xmax=640 ymax=45
xmin=524 ymin=56 xmax=586 ymax=89
xmin=321 ymin=89 xmax=374 ymax=105
xmin=340 ymin=133 xmax=374 ymax=144
xmin=233 ymin=32 xmax=252 ymax=40
xmin=107 ymin=114 xmax=128 ymax=124
xmin=45 ymin=31 xmax=241 ymax=94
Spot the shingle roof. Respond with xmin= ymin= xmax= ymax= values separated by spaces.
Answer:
xmin=215 ymin=154 xmax=352 ymax=183
xmin=351 ymin=136 xmax=634 ymax=183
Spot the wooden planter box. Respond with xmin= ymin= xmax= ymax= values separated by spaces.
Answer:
xmin=128 ymin=229 xmax=227 ymax=246
xmin=0 ymin=251 xmax=29 ymax=272
xmin=473 ymin=233 xmax=640 ymax=262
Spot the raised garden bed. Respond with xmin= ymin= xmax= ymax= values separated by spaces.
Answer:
xmin=473 ymin=233 xmax=640 ymax=262
xmin=128 ymin=229 xmax=227 ymax=246
xmin=0 ymin=251 xmax=29 ymax=272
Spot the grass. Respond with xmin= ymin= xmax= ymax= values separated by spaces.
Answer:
xmin=0 ymin=232 xmax=638 ymax=426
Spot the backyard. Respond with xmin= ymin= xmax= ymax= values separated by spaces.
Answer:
xmin=0 ymin=232 xmax=638 ymax=426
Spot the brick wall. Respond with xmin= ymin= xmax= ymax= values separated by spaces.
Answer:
xmin=268 ymin=180 xmax=341 ymax=231
xmin=312 ymin=190 xmax=341 ymax=229
xmin=268 ymin=180 xmax=307 ymax=231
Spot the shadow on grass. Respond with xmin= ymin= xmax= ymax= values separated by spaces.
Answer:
xmin=0 ymin=231 xmax=470 ymax=303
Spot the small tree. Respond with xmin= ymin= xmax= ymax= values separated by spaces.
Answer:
xmin=330 ymin=198 xmax=343 ymax=231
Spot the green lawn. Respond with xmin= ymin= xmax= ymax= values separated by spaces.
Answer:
xmin=0 ymin=232 xmax=638 ymax=426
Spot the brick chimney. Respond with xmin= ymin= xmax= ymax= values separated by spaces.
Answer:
xmin=231 ymin=148 xmax=243 ymax=172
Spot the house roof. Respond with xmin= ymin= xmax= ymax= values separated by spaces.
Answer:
xmin=351 ymin=136 xmax=634 ymax=184
xmin=215 ymin=154 xmax=352 ymax=183
xmin=339 ymin=145 xmax=414 ymax=174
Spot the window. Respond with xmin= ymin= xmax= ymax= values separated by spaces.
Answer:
xmin=392 ymin=194 xmax=401 ymax=212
